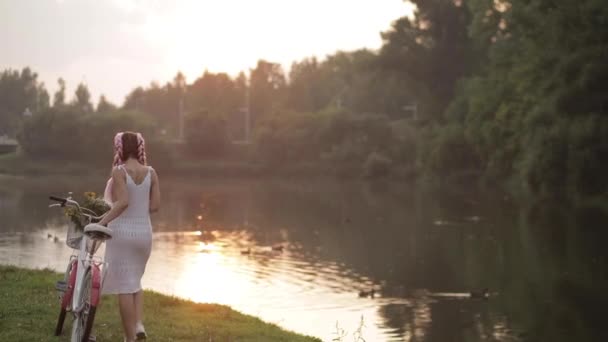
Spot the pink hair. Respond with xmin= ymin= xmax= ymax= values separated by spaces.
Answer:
xmin=104 ymin=131 xmax=147 ymax=205
xmin=136 ymin=132 xmax=147 ymax=165
xmin=111 ymin=132 xmax=147 ymax=166
xmin=112 ymin=132 xmax=124 ymax=166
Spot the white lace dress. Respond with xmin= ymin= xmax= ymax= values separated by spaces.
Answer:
xmin=102 ymin=165 xmax=153 ymax=295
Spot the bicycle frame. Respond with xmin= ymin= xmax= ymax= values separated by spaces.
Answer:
xmin=49 ymin=194 xmax=111 ymax=342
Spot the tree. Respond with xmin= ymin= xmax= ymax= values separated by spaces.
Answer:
xmin=187 ymin=71 xmax=240 ymax=118
xmin=37 ymin=84 xmax=50 ymax=111
xmin=447 ymin=0 xmax=608 ymax=195
xmin=96 ymin=95 xmax=117 ymax=113
xmin=250 ymin=60 xmax=286 ymax=124
xmin=184 ymin=109 xmax=229 ymax=157
xmin=287 ymin=57 xmax=324 ymax=112
xmin=73 ymin=83 xmax=93 ymax=113
xmin=122 ymin=86 xmax=145 ymax=111
xmin=0 ymin=67 xmax=47 ymax=136
xmin=379 ymin=0 xmax=473 ymax=120
xmin=53 ymin=78 xmax=66 ymax=108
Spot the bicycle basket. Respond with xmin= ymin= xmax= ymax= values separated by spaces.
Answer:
xmin=66 ymin=221 xmax=83 ymax=249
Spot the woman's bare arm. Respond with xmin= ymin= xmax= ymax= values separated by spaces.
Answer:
xmin=99 ymin=167 xmax=129 ymax=226
xmin=149 ymin=168 xmax=161 ymax=213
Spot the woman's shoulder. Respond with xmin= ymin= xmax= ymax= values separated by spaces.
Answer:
xmin=110 ymin=165 xmax=127 ymax=180
xmin=111 ymin=165 xmax=125 ymax=174
xmin=147 ymin=165 xmax=158 ymax=177
xmin=147 ymin=165 xmax=159 ymax=184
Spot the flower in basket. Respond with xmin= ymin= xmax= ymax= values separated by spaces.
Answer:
xmin=64 ymin=192 xmax=111 ymax=231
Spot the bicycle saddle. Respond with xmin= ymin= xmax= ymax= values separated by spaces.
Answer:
xmin=84 ymin=223 xmax=113 ymax=241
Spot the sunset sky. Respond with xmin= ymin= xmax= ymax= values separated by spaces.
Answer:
xmin=0 ymin=0 xmax=415 ymax=104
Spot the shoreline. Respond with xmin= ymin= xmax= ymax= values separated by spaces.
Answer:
xmin=0 ymin=265 xmax=320 ymax=341
xmin=0 ymin=152 xmax=395 ymax=180
xmin=2 ymin=153 xmax=606 ymax=206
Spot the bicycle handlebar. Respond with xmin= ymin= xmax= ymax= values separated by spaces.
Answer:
xmin=49 ymin=196 xmax=107 ymax=221
xmin=49 ymin=196 xmax=68 ymax=205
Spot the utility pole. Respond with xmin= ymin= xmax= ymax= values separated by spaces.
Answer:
xmin=176 ymin=73 xmax=187 ymax=143
xmin=178 ymin=95 xmax=184 ymax=142
xmin=236 ymin=79 xmax=251 ymax=144
xmin=245 ymin=81 xmax=250 ymax=144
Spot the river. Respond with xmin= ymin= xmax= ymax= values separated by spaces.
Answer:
xmin=1 ymin=176 xmax=606 ymax=341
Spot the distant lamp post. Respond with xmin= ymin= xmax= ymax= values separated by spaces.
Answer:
xmin=23 ymin=107 xmax=33 ymax=117
xmin=402 ymin=104 xmax=418 ymax=120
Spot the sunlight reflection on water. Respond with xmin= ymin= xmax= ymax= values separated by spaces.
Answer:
xmin=0 ymin=178 xmax=558 ymax=341
xmin=0 ymin=228 xmax=391 ymax=341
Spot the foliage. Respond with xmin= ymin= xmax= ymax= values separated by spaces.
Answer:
xmin=3 ymin=0 xmax=608 ymax=197
xmin=250 ymin=60 xmax=286 ymax=124
xmin=0 ymin=67 xmax=48 ymax=136
xmin=184 ymin=109 xmax=230 ymax=157
xmin=73 ymin=83 xmax=93 ymax=113
xmin=252 ymin=109 xmax=397 ymax=178
xmin=448 ymin=0 xmax=608 ymax=196
xmin=17 ymin=107 xmax=157 ymax=163
xmin=254 ymin=110 xmax=325 ymax=164
xmin=64 ymin=192 xmax=111 ymax=231
xmin=53 ymin=78 xmax=66 ymax=108
xmin=319 ymin=112 xmax=394 ymax=165
xmin=379 ymin=0 xmax=473 ymax=120
xmin=423 ymin=124 xmax=480 ymax=178
xmin=96 ymin=94 xmax=117 ymax=113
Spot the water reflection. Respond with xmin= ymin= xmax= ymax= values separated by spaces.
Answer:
xmin=1 ymin=177 xmax=607 ymax=341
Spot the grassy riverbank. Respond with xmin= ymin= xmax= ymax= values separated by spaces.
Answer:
xmin=0 ymin=265 xmax=320 ymax=341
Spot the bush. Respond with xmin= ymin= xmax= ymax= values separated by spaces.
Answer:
xmin=517 ymin=115 xmax=608 ymax=198
xmin=17 ymin=108 xmax=158 ymax=164
xmin=318 ymin=111 xmax=394 ymax=165
xmin=566 ymin=115 xmax=608 ymax=196
xmin=424 ymin=124 xmax=480 ymax=178
xmin=253 ymin=111 xmax=325 ymax=164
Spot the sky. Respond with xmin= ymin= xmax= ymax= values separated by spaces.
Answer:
xmin=0 ymin=0 xmax=415 ymax=105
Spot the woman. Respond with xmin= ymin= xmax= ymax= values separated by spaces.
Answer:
xmin=99 ymin=131 xmax=160 ymax=342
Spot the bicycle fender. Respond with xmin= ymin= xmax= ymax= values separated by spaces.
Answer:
xmin=62 ymin=259 xmax=78 ymax=310
xmin=91 ymin=264 xmax=102 ymax=307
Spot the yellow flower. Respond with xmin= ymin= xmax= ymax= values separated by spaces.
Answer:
xmin=84 ymin=192 xmax=96 ymax=199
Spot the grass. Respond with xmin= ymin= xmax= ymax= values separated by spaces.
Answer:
xmin=0 ymin=265 xmax=320 ymax=342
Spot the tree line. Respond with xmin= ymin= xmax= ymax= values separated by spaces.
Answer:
xmin=2 ymin=0 xmax=607 ymax=198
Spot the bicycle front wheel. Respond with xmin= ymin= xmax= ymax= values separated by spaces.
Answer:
xmin=71 ymin=268 xmax=98 ymax=342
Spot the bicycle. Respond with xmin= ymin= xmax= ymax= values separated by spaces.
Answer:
xmin=49 ymin=194 xmax=113 ymax=342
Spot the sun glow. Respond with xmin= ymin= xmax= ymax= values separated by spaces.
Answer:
xmin=174 ymin=242 xmax=249 ymax=304
xmin=130 ymin=0 xmax=416 ymax=81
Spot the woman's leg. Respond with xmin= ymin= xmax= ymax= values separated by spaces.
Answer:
xmin=118 ymin=294 xmax=136 ymax=341
xmin=133 ymin=290 xmax=145 ymax=331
